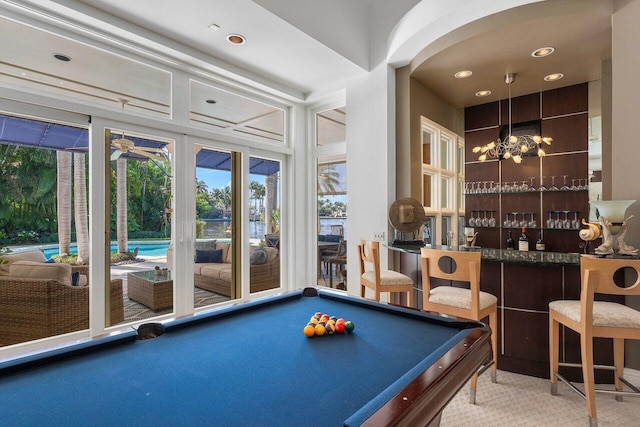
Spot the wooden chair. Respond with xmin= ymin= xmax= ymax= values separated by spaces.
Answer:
xmin=420 ymin=248 xmax=498 ymax=403
xmin=358 ymin=240 xmax=413 ymax=307
xmin=549 ymin=256 xmax=640 ymax=427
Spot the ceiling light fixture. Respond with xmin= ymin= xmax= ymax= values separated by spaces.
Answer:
xmin=226 ymin=34 xmax=246 ymax=45
xmin=475 ymin=90 xmax=491 ymax=97
xmin=473 ymin=73 xmax=552 ymax=164
xmin=544 ymin=73 xmax=564 ymax=82
xmin=454 ymin=70 xmax=473 ymax=79
xmin=532 ymin=47 xmax=555 ymax=58
xmin=53 ymin=53 xmax=71 ymax=62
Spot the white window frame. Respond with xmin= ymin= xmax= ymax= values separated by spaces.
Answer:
xmin=420 ymin=116 xmax=464 ymax=246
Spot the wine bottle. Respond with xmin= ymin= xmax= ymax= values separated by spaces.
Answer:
xmin=536 ymin=230 xmax=545 ymax=251
xmin=506 ymin=231 xmax=514 ymax=250
xmin=518 ymin=227 xmax=529 ymax=252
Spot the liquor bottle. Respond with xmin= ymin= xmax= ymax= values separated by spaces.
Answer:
xmin=506 ymin=231 xmax=514 ymax=250
xmin=536 ymin=230 xmax=545 ymax=251
xmin=518 ymin=227 xmax=529 ymax=252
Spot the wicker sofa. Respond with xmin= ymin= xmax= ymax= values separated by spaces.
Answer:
xmin=167 ymin=241 xmax=280 ymax=297
xmin=0 ymin=251 xmax=124 ymax=346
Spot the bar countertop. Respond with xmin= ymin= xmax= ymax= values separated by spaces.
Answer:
xmin=386 ymin=243 xmax=580 ymax=266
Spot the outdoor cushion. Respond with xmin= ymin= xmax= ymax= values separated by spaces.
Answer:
xmin=0 ymin=249 xmax=47 ymax=273
xmin=194 ymin=239 xmax=217 ymax=251
xmin=195 ymin=249 xmax=223 ymax=263
xmin=250 ymin=247 xmax=267 ymax=265
xmin=9 ymin=260 xmax=73 ymax=286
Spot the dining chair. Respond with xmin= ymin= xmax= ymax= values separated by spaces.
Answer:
xmin=420 ymin=248 xmax=498 ymax=404
xmin=549 ymin=255 xmax=640 ymax=427
xmin=322 ymin=239 xmax=346 ymax=277
xmin=358 ymin=240 xmax=413 ymax=307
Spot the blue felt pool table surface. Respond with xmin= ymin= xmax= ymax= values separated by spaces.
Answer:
xmin=0 ymin=289 xmax=490 ymax=426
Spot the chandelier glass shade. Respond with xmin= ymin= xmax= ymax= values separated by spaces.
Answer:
xmin=472 ymin=73 xmax=553 ymax=163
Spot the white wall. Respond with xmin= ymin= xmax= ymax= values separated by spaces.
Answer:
xmin=345 ymin=63 xmax=396 ymax=299
xmin=612 ymin=0 xmax=640 ymax=369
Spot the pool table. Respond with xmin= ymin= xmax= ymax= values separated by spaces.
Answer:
xmin=0 ymin=288 xmax=491 ymax=426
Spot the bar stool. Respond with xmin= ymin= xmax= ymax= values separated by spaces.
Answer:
xmin=549 ymin=255 xmax=640 ymax=427
xmin=420 ymin=248 xmax=498 ymax=404
xmin=358 ymin=240 xmax=413 ymax=307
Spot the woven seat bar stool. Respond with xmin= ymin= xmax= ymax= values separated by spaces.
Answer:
xmin=549 ymin=255 xmax=640 ymax=427
xmin=358 ymin=240 xmax=413 ymax=307
xmin=420 ymin=248 xmax=498 ymax=404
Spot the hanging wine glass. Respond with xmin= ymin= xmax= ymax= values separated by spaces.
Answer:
xmin=560 ymin=175 xmax=570 ymax=191
xmin=489 ymin=210 xmax=496 ymax=227
xmin=539 ymin=176 xmax=546 ymax=191
xmin=504 ymin=213 xmax=511 ymax=228
xmin=528 ymin=212 xmax=536 ymax=228
xmin=549 ymin=176 xmax=559 ymax=191
xmin=570 ymin=179 xmax=578 ymax=191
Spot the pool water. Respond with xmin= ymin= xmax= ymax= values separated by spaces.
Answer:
xmin=40 ymin=241 xmax=171 ymax=259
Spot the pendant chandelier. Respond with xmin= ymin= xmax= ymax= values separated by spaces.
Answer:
xmin=473 ymin=73 xmax=552 ymax=163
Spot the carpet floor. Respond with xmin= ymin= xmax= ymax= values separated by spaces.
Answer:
xmin=441 ymin=369 xmax=640 ymax=426
xmin=123 ymin=288 xmax=229 ymax=322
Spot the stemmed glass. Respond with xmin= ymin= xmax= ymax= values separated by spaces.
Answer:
xmin=528 ymin=212 xmax=537 ymax=228
xmin=512 ymin=212 xmax=519 ymax=227
xmin=560 ymin=175 xmax=570 ymax=191
xmin=481 ymin=210 xmax=490 ymax=227
xmin=539 ymin=176 xmax=546 ymax=191
xmin=529 ymin=177 xmax=536 ymax=191
xmin=504 ymin=213 xmax=511 ymax=228
xmin=572 ymin=211 xmax=580 ymax=229
xmin=549 ymin=176 xmax=559 ymax=191
xmin=519 ymin=212 xmax=528 ymax=228
xmin=562 ymin=210 xmax=571 ymax=229
xmin=570 ymin=179 xmax=579 ymax=191
xmin=554 ymin=210 xmax=562 ymax=228
xmin=547 ymin=211 xmax=555 ymax=229
xmin=488 ymin=210 xmax=496 ymax=227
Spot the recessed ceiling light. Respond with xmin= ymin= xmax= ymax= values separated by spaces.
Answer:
xmin=532 ymin=47 xmax=555 ymax=58
xmin=226 ymin=34 xmax=246 ymax=45
xmin=206 ymin=99 xmax=217 ymax=104
xmin=475 ymin=90 xmax=491 ymax=97
xmin=544 ymin=73 xmax=564 ymax=82
xmin=53 ymin=53 xmax=71 ymax=62
xmin=208 ymin=23 xmax=220 ymax=32
xmin=454 ymin=70 xmax=473 ymax=79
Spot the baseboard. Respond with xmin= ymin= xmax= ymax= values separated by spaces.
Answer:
xmin=623 ymin=367 xmax=640 ymax=387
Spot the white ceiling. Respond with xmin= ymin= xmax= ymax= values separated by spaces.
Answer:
xmin=0 ymin=1 xmax=615 ymax=114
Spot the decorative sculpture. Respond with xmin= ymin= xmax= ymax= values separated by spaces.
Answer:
xmin=594 ymin=216 xmax=614 ymax=255
xmin=617 ymin=216 xmax=639 ymax=256
xmin=580 ymin=200 xmax=638 ymax=256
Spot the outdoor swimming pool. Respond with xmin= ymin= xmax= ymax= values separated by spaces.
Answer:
xmin=36 ymin=241 xmax=171 ymax=259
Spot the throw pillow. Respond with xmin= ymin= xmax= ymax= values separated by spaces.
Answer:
xmin=250 ymin=247 xmax=267 ymax=265
xmin=71 ymin=271 xmax=80 ymax=287
xmin=195 ymin=249 xmax=223 ymax=263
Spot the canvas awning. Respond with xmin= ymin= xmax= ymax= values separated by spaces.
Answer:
xmin=0 ymin=114 xmax=279 ymax=175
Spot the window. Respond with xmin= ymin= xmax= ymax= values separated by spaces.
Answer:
xmin=421 ymin=117 xmax=464 ymax=246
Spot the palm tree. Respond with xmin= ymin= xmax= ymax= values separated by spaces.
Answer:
xmin=73 ymin=153 xmax=89 ymax=264
xmin=318 ymin=164 xmax=340 ymax=195
xmin=56 ymin=151 xmax=72 ymax=256
xmin=116 ymin=157 xmax=127 ymax=253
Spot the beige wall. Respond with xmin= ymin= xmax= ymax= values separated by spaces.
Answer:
xmin=612 ymin=0 xmax=640 ymax=369
xmin=395 ymin=67 xmax=459 ymax=202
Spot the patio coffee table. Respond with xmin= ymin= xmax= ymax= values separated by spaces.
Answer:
xmin=127 ymin=270 xmax=173 ymax=311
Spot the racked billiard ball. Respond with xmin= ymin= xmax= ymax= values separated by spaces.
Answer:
xmin=344 ymin=321 xmax=355 ymax=333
